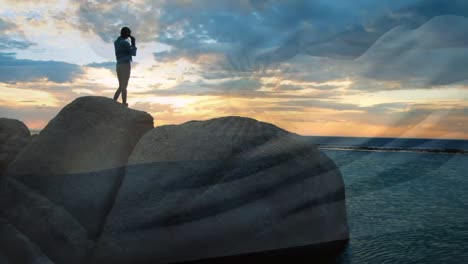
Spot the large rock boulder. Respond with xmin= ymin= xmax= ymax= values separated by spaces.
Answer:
xmin=0 ymin=118 xmax=31 ymax=175
xmin=1 ymin=96 xmax=153 ymax=263
xmin=91 ymin=116 xmax=349 ymax=263
xmin=0 ymin=217 xmax=54 ymax=264
xmin=5 ymin=96 xmax=153 ymax=176
xmin=0 ymin=178 xmax=89 ymax=264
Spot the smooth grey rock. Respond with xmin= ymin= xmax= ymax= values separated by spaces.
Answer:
xmin=0 ymin=118 xmax=31 ymax=175
xmin=0 ymin=178 xmax=88 ymax=264
xmin=2 ymin=96 xmax=153 ymax=262
xmin=0 ymin=217 xmax=53 ymax=264
xmin=5 ymin=96 xmax=153 ymax=176
xmin=92 ymin=116 xmax=349 ymax=263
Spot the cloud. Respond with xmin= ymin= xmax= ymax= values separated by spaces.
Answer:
xmin=72 ymin=0 xmax=468 ymax=84
xmin=86 ymin=61 xmax=115 ymax=71
xmin=132 ymin=78 xmax=262 ymax=97
xmin=74 ymin=1 xmax=417 ymax=70
xmin=153 ymin=50 xmax=179 ymax=62
xmin=269 ymin=0 xmax=468 ymax=61
xmin=0 ymin=52 xmax=83 ymax=83
xmin=333 ymin=102 xmax=468 ymax=136
xmin=0 ymin=17 xmax=15 ymax=31
xmin=150 ymin=0 xmax=432 ymax=67
xmin=277 ymin=99 xmax=365 ymax=111
xmin=0 ymin=37 xmax=35 ymax=50
xmin=2 ymin=0 xmax=468 ymax=139
xmin=272 ymin=14 xmax=468 ymax=90
xmin=130 ymin=101 xmax=176 ymax=117
xmin=0 ymin=104 xmax=60 ymax=130
xmin=153 ymin=0 xmax=366 ymax=70
xmin=76 ymin=0 xmax=160 ymax=43
xmin=277 ymin=84 xmax=304 ymax=91
xmin=212 ymin=78 xmax=262 ymax=91
xmin=356 ymin=15 xmax=468 ymax=87
xmin=0 ymin=17 xmax=35 ymax=49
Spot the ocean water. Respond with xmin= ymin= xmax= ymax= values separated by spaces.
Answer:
xmin=307 ymin=136 xmax=468 ymax=151
xmin=319 ymin=140 xmax=468 ymax=263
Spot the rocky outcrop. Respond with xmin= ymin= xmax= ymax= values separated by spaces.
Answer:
xmin=0 ymin=178 xmax=89 ymax=264
xmin=1 ymin=99 xmax=348 ymax=263
xmin=0 ymin=216 xmax=53 ymax=264
xmin=1 ymin=96 xmax=153 ymax=263
xmin=91 ymin=116 xmax=349 ymax=263
xmin=5 ymin=96 xmax=153 ymax=176
xmin=0 ymin=118 xmax=31 ymax=175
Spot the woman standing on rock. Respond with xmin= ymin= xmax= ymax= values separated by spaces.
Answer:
xmin=113 ymin=27 xmax=137 ymax=107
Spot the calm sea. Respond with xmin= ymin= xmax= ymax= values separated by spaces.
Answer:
xmin=307 ymin=136 xmax=468 ymax=151
xmin=309 ymin=137 xmax=468 ymax=263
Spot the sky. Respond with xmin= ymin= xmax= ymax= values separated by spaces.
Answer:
xmin=0 ymin=0 xmax=467 ymax=139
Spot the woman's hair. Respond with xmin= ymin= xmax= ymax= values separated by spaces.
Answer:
xmin=120 ymin=27 xmax=131 ymax=37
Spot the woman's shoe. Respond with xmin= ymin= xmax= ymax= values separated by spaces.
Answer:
xmin=123 ymin=102 xmax=128 ymax=107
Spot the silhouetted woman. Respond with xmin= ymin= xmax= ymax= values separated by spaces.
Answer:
xmin=113 ymin=27 xmax=137 ymax=106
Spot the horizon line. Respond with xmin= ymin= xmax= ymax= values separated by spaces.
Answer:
xmin=28 ymin=128 xmax=468 ymax=141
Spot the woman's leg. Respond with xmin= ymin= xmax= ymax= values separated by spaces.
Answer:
xmin=121 ymin=63 xmax=131 ymax=104
xmin=113 ymin=88 xmax=121 ymax=101
xmin=114 ymin=64 xmax=123 ymax=101
xmin=114 ymin=63 xmax=131 ymax=104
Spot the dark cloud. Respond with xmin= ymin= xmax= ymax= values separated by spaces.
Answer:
xmin=142 ymin=78 xmax=263 ymax=97
xmin=85 ymin=61 xmax=115 ymax=71
xmin=0 ymin=18 xmax=35 ymax=49
xmin=278 ymin=84 xmax=304 ymax=91
xmin=74 ymin=0 xmax=468 ymax=86
xmin=153 ymin=50 xmax=179 ymax=62
xmin=270 ymin=0 xmax=468 ymax=61
xmin=212 ymin=78 xmax=262 ymax=91
xmin=401 ymin=0 xmax=468 ymax=21
xmin=129 ymin=77 xmax=341 ymax=99
xmin=0 ymin=37 xmax=35 ymax=50
xmin=76 ymin=0 xmax=160 ymax=43
xmin=155 ymin=0 xmax=364 ymax=69
xmin=152 ymin=0 xmax=426 ymax=68
xmin=0 ymin=52 xmax=83 ymax=83
xmin=200 ymin=70 xmax=245 ymax=80
xmin=356 ymin=15 xmax=468 ymax=87
xmin=0 ymin=17 xmax=14 ymax=31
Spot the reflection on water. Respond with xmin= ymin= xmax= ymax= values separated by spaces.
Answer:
xmin=324 ymin=150 xmax=468 ymax=263
xmin=338 ymin=222 xmax=468 ymax=264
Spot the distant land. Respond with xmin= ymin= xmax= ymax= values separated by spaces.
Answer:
xmin=316 ymin=145 xmax=468 ymax=155
xmin=306 ymin=136 xmax=468 ymax=155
